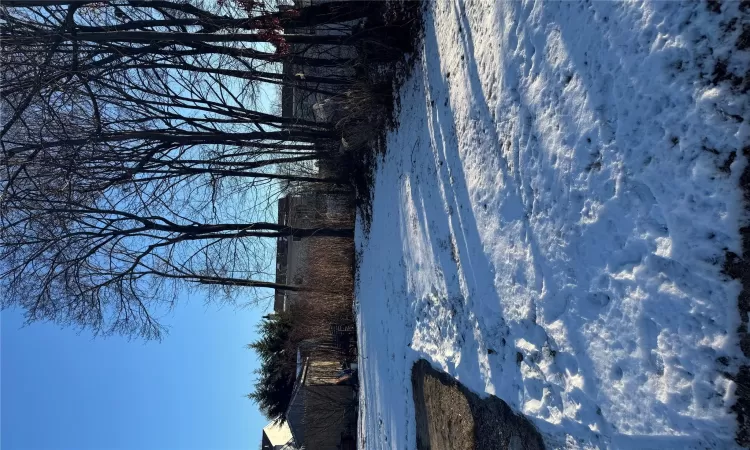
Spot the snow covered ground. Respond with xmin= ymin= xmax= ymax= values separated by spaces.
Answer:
xmin=356 ymin=1 xmax=749 ymax=449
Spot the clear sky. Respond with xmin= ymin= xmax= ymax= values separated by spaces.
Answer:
xmin=1 ymin=291 xmax=271 ymax=450
xmin=1 ymin=6 xmax=282 ymax=448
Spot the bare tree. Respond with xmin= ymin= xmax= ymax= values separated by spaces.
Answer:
xmin=0 ymin=0 xmax=367 ymax=339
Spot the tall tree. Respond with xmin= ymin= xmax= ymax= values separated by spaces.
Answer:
xmin=0 ymin=0 xmax=360 ymax=339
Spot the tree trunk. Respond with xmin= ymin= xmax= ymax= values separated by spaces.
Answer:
xmin=67 ymin=31 xmax=353 ymax=46
xmin=140 ymin=167 xmax=346 ymax=185
xmin=193 ymin=276 xmax=307 ymax=292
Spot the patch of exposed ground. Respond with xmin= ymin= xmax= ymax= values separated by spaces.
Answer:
xmin=411 ymin=359 xmax=545 ymax=450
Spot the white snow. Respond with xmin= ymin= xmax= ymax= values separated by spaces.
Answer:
xmin=356 ymin=1 xmax=749 ymax=449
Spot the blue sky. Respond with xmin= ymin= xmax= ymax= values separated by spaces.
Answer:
xmin=1 ymin=291 xmax=271 ymax=450
xmin=0 ymin=6 xmax=283 ymax=448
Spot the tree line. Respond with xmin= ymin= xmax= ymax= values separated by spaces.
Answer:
xmin=0 ymin=0 xmax=400 ymax=339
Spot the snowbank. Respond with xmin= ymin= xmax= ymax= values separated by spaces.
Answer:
xmin=357 ymin=1 xmax=749 ymax=448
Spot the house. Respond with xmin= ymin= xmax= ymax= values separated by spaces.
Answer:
xmin=274 ymin=194 xmax=312 ymax=312
xmin=261 ymin=421 xmax=296 ymax=450
xmin=284 ymin=357 xmax=357 ymax=450
xmin=274 ymin=192 xmax=353 ymax=313
xmin=281 ymin=0 xmax=358 ymax=124
xmin=274 ymin=193 xmax=326 ymax=312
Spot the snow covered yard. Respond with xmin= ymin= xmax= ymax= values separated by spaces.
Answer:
xmin=355 ymin=1 xmax=749 ymax=449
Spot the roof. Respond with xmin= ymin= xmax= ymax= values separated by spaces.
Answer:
xmin=284 ymin=358 xmax=310 ymax=446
